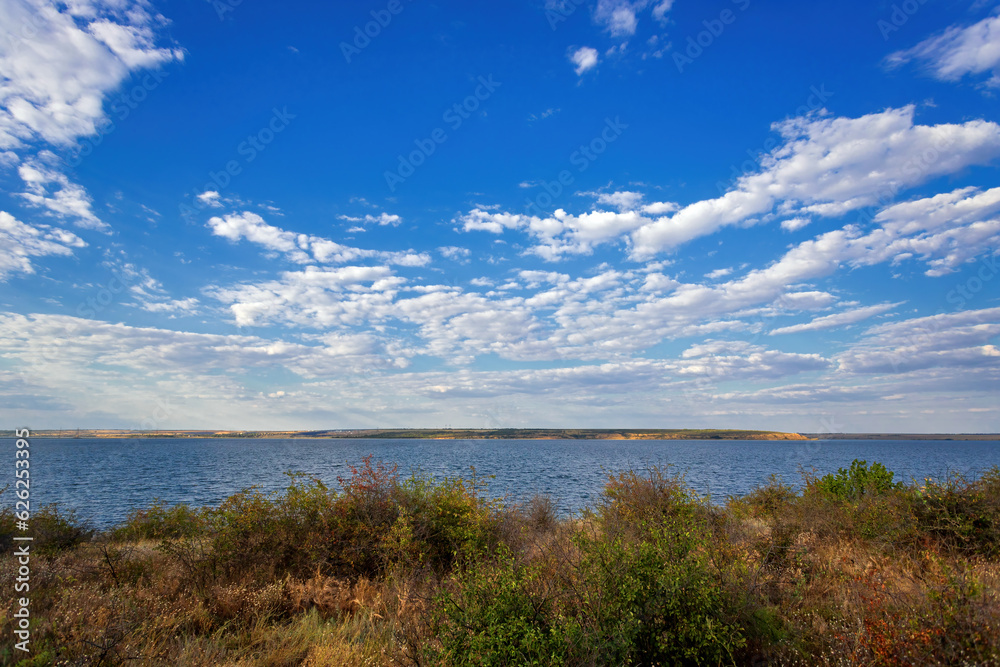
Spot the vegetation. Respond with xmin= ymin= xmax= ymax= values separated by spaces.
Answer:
xmin=20 ymin=428 xmax=810 ymax=440
xmin=2 ymin=458 xmax=999 ymax=665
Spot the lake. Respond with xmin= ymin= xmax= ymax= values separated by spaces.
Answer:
xmin=7 ymin=437 xmax=1000 ymax=528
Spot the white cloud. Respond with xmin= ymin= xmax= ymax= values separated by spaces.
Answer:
xmin=0 ymin=210 xmax=85 ymax=281
xmin=439 ymin=246 xmax=472 ymax=262
xmin=592 ymin=0 xmax=674 ymax=37
xmin=18 ymin=154 xmax=107 ymax=230
xmin=631 ymin=106 xmax=1000 ymax=258
xmin=705 ymin=267 xmax=733 ymax=280
xmin=339 ymin=212 xmax=402 ymax=226
xmin=836 ymin=308 xmax=1000 ymax=374
xmin=138 ymin=297 xmax=200 ymax=316
xmin=641 ymin=200 xmax=680 ymax=215
xmin=651 ymin=0 xmax=673 ymax=23
xmin=570 ymin=46 xmax=599 ymax=75
xmin=527 ymin=108 xmax=560 ymax=122
xmin=458 ymin=207 xmax=647 ymax=260
xmin=594 ymin=0 xmax=641 ymax=36
xmin=594 ymin=190 xmax=644 ymax=211
xmin=196 ymin=190 xmax=223 ymax=208
xmin=207 ymin=265 xmax=404 ymax=328
xmin=459 ymin=109 xmax=1000 ymax=264
xmin=780 ymin=217 xmax=811 ymax=232
xmin=887 ymin=13 xmax=1000 ymax=88
xmin=207 ymin=211 xmax=430 ymax=267
xmin=0 ymin=0 xmax=182 ymax=149
xmin=777 ymin=291 xmax=837 ymax=310
xmin=770 ymin=302 xmax=903 ymax=335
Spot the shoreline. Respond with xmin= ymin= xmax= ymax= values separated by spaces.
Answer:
xmin=7 ymin=428 xmax=1000 ymax=440
xmin=6 ymin=428 xmax=809 ymax=440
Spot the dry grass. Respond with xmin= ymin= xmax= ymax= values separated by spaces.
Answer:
xmin=2 ymin=462 xmax=998 ymax=665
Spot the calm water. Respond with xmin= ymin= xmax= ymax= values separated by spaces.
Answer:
xmin=6 ymin=437 xmax=1000 ymax=528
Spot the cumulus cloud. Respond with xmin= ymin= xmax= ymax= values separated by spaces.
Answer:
xmin=594 ymin=190 xmax=644 ymax=211
xmin=770 ymin=302 xmax=903 ymax=335
xmin=592 ymin=0 xmax=673 ymax=37
xmin=18 ymin=154 xmax=107 ymax=230
xmin=594 ymin=0 xmax=641 ymax=36
xmin=0 ymin=0 xmax=182 ymax=149
xmin=196 ymin=190 xmax=223 ymax=208
xmin=458 ymin=207 xmax=647 ymax=260
xmin=630 ymin=106 xmax=1000 ymax=257
xmin=0 ymin=210 xmax=85 ymax=280
xmin=439 ymin=246 xmax=472 ymax=262
xmin=207 ymin=211 xmax=430 ymax=267
xmin=459 ymin=108 xmax=1000 ymax=263
xmin=705 ymin=267 xmax=733 ymax=280
xmin=570 ymin=46 xmax=599 ymax=75
xmin=780 ymin=217 xmax=810 ymax=232
xmin=338 ymin=212 xmax=402 ymax=226
xmin=887 ymin=13 xmax=1000 ymax=88
xmin=836 ymin=308 xmax=1000 ymax=374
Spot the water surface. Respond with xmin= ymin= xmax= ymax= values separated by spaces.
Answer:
xmin=7 ymin=437 xmax=999 ymax=528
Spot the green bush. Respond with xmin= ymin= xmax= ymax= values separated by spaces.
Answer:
xmin=209 ymin=473 xmax=339 ymax=579
xmin=30 ymin=503 xmax=92 ymax=556
xmin=596 ymin=465 xmax=708 ymax=539
xmin=112 ymin=499 xmax=209 ymax=541
xmin=727 ymin=475 xmax=797 ymax=520
xmin=814 ymin=459 xmax=902 ymax=501
xmin=399 ymin=470 xmax=503 ymax=571
xmin=573 ymin=521 xmax=746 ymax=665
xmin=429 ymin=472 xmax=747 ymax=666
xmin=429 ymin=550 xmax=582 ymax=666
xmin=911 ymin=468 xmax=1000 ymax=556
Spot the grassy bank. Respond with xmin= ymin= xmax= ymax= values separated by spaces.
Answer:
xmin=2 ymin=458 xmax=999 ymax=665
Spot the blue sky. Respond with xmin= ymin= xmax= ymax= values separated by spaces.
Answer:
xmin=1 ymin=0 xmax=999 ymax=432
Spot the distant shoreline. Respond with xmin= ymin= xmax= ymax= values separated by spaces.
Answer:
xmin=7 ymin=429 xmax=1000 ymax=440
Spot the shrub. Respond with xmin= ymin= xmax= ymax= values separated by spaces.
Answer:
xmin=911 ymin=468 xmax=1000 ymax=556
xmin=399 ymin=470 xmax=503 ymax=572
xmin=112 ymin=499 xmax=208 ymax=541
xmin=429 ymin=550 xmax=582 ymax=666
xmin=596 ymin=465 xmax=707 ymax=539
xmin=736 ymin=475 xmax=798 ymax=518
xmin=328 ymin=457 xmax=403 ymax=576
xmin=0 ymin=486 xmax=91 ymax=555
xmin=428 ymin=472 xmax=747 ymax=666
xmin=209 ymin=473 xmax=340 ymax=579
xmin=814 ymin=459 xmax=902 ymax=501
xmin=31 ymin=503 xmax=92 ymax=556
xmin=573 ymin=520 xmax=746 ymax=665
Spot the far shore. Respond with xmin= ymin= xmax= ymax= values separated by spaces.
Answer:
xmin=7 ymin=428 xmax=1000 ymax=440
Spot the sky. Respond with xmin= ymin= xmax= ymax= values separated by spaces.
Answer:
xmin=1 ymin=0 xmax=999 ymax=433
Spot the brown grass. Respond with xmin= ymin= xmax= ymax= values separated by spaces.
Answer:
xmin=2 ymin=462 xmax=998 ymax=665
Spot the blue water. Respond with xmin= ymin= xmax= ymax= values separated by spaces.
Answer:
xmin=5 ymin=437 xmax=999 ymax=528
